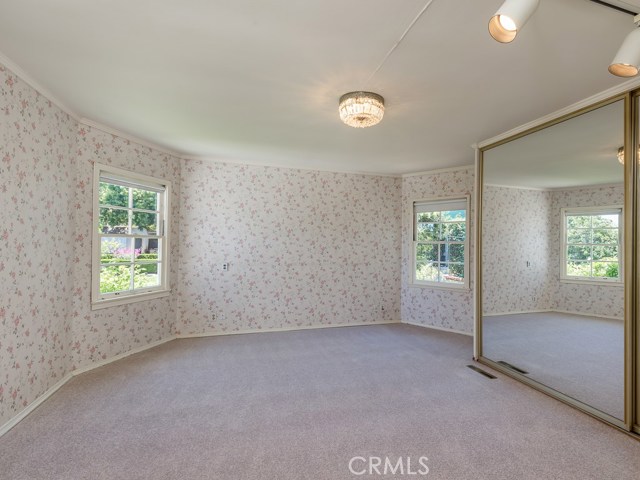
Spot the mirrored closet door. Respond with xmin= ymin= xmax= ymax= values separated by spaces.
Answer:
xmin=477 ymin=95 xmax=634 ymax=430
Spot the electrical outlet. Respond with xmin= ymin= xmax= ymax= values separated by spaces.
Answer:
xmin=222 ymin=263 xmax=229 ymax=271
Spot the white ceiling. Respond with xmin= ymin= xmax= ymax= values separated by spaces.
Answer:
xmin=0 ymin=0 xmax=636 ymax=175
xmin=483 ymin=99 xmax=624 ymax=189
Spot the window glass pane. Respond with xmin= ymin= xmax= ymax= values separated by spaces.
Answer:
xmin=567 ymin=215 xmax=591 ymax=229
xmin=442 ymin=222 xmax=465 ymax=241
xmin=416 ymin=223 xmax=439 ymax=242
xmin=101 ymin=237 xmax=134 ymax=263
xmin=592 ymin=214 xmax=619 ymax=228
xmin=442 ymin=263 xmax=464 ymax=284
xmin=567 ymin=245 xmax=591 ymax=261
xmin=567 ymin=261 xmax=591 ymax=277
xmin=416 ymin=243 xmax=438 ymax=262
xmin=413 ymin=203 xmax=466 ymax=286
xmin=100 ymin=265 xmax=132 ymax=293
xmin=441 ymin=209 xmax=465 ymax=221
xmin=593 ymin=261 xmax=619 ymax=279
xmin=132 ymin=211 xmax=158 ymax=235
xmin=416 ymin=262 xmax=439 ymax=282
xmin=99 ymin=207 xmax=128 ymax=233
xmin=447 ymin=244 xmax=465 ymax=263
xmin=132 ymin=188 xmax=158 ymax=211
xmin=592 ymin=245 xmax=618 ymax=261
xmin=99 ymin=182 xmax=128 ymax=208
xmin=417 ymin=212 xmax=440 ymax=223
xmin=567 ymin=228 xmax=591 ymax=244
xmin=592 ymin=228 xmax=618 ymax=245
xmin=133 ymin=263 xmax=161 ymax=289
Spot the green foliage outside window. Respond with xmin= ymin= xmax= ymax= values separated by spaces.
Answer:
xmin=99 ymin=182 xmax=158 ymax=233
xmin=415 ymin=209 xmax=466 ymax=284
xmin=565 ymin=212 xmax=620 ymax=280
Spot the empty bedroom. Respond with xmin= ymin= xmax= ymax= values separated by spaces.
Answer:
xmin=2 ymin=1 xmax=640 ymax=479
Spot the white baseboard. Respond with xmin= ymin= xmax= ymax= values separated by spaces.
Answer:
xmin=70 ymin=336 xmax=175 ymax=376
xmin=483 ymin=309 xmax=552 ymax=317
xmin=2 ymin=321 xmax=416 ymax=438
xmin=483 ymin=309 xmax=623 ymax=322
xmin=552 ymin=309 xmax=623 ymax=322
xmin=0 ymin=373 xmax=73 ymax=437
xmin=176 ymin=320 xmax=402 ymax=338
xmin=401 ymin=320 xmax=473 ymax=337
xmin=0 ymin=335 xmax=175 ymax=438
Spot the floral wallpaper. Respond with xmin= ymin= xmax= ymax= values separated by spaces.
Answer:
xmin=550 ymin=184 xmax=624 ymax=319
xmin=175 ymin=160 xmax=401 ymax=334
xmin=71 ymin=126 xmax=182 ymax=370
xmin=0 ymin=64 xmax=77 ymax=426
xmin=400 ymin=168 xmax=475 ymax=334
xmin=482 ymin=184 xmax=624 ymax=320
xmin=0 ymin=56 xmax=624 ymax=433
xmin=482 ymin=186 xmax=555 ymax=315
xmin=0 ymin=61 xmax=183 ymax=428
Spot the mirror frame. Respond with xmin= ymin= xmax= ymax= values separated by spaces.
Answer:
xmin=475 ymin=92 xmax=635 ymax=432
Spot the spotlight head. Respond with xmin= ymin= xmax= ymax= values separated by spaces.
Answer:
xmin=489 ymin=0 xmax=540 ymax=43
xmin=609 ymin=24 xmax=640 ymax=77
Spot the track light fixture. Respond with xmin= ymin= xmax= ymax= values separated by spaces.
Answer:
xmin=488 ymin=0 xmax=539 ymax=43
xmin=609 ymin=15 xmax=640 ymax=77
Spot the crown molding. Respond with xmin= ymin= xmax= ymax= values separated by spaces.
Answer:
xmin=0 ymin=50 xmax=183 ymax=158
xmin=181 ymin=154 xmax=403 ymax=178
xmin=79 ymin=118 xmax=183 ymax=158
xmin=0 ymin=51 xmax=79 ymax=122
xmin=477 ymin=77 xmax=640 ymax=149
xmin=401 ymin=164 xmax=474 ymax=178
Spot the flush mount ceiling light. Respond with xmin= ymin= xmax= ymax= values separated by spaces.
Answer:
xmin=609 ymin=14 xmax=640 ymax=77
xmin=338 ymin=91 xmax=385 ymax=128
xmin=488 ymin=0 xmax=539 ymax=43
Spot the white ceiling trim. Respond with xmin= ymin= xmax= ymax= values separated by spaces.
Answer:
xmin=0 ymin=49 xmax=184 ymax=158
xmin=476 ymin=76 xmax=640 ymax=150
xmin=484 ymin=181 xmax=623 ymax=192
xmin=484 ymin=183 xmax=549 ymax=191
xmin=0 ymin=50 xmax=79 ymax=122
xmin=401 ymin=164 xmax=474 ymax=178
xmin=79 ymin=117 xmax=183 ymax=158
xmin=181 ymin=154 xmax=402 ymax=178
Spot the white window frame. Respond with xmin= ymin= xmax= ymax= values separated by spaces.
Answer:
xmin=92 ymin=163 xmax=171 ymax=309
xmin=560 ymin=205 xmax=623 ymax=286
xmin=411 ymin=196 xmax=470 ymax=290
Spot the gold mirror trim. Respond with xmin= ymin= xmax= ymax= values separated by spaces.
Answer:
xmin=475 ymin=92 xmax=635 ymax=433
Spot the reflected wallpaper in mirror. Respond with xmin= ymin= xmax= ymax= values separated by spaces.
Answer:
xmin=481 ymin=99 xmax=625 ymax=420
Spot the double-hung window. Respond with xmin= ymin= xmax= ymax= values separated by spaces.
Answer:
xmin=92 ymin=164 xmax=171 ymax=308
xmin=561 ymin=206 xmax=622 ymax=283
xmin=412 ymin=197 xmax=469 ymax=288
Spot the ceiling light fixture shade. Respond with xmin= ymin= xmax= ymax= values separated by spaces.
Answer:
xmin=338 ymin=91 xmax=385 ymax=128
xmin=488 ymin=0 xmax=539 ymax=43
xmin=616 ymin=146 xmax=640 ymax=164
xmin=609 ymin=22 xmax=640 ymax=77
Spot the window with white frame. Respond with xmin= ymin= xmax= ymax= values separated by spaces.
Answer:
xmin=413 ymin=198 xmax=468 ymax=288
xmin=92 ymin=164 xmax=170 ymax=307
xmin=561 ymin=207 xmax=622 ymax=283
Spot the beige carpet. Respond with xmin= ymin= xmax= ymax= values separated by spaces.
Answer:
xmin=1 ymin=324 xmax=639 ymax=479
xmin=483 ymin=312 xmax=624 ymax=420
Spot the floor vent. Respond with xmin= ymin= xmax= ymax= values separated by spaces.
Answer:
xmin=497 ymin=361 xmax=529 ymax=374
xmin=467 ymin=365 xmax=497 ymax=379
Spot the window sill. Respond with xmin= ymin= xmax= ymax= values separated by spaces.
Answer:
xmin=409 ymin=282 xmax=470 ymax=291
xmin=559 ymin=278 xmax=623 ymax=288
xmin=91 ymin=289 xmax=172 ymax=310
